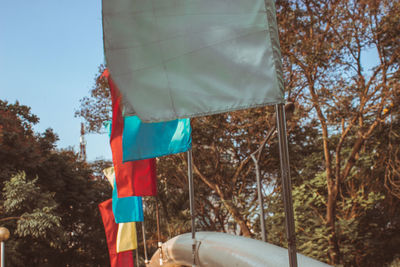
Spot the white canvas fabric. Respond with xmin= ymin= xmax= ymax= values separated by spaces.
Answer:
xmin=103 ymin=0 xmax=284 ymax=122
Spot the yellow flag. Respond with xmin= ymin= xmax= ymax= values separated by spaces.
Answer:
xmin=117 ymin=222 xmax=137 ymax=253
xmin=103 ymin=167 xmax=115 ymax=189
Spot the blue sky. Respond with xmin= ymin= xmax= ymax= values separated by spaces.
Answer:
xmin=0 ymin=0 xmax=111 ymax=161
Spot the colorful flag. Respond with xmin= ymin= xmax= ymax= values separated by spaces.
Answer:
xmin=102 ymin=0 xmax=284 ymax=122
xmin=103 ymin=167 xmax=144 ymax=223
xmin=103 ymin=166 xmax=115 ymax=187
xmin=98 ymin=199 xmax=135 ymax=267
xmin=117 ymin=222 xmax=137 ymax=253
xmin=122 ymin=115 xmax=191 ymax=162
xmin=103 ymin=168 xmax=139 ymax=251
xmin=104 ymin=70 xmax=157 ymax=198
xmin=112 ymin=180 xmax=144 ymax=223
xmin=115 ymin=251 xmax=134 ymax=267
xmin=106 ymin=116 xmax=191 ymax=163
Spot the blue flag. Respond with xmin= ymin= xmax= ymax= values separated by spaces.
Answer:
xmin=122 ymin=116 xmax=192 ymax=162
xmin=112 ymin=173 xmax=144 ymax=223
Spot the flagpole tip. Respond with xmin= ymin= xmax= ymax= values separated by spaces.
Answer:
xmin=0 ymin=227 xmax=10 ymax=242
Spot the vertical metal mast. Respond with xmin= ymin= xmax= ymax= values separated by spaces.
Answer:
xmin=155 ymin=198 xmax=163 ymax=265
xmin=187 ymin=149 xmax=196 ymax=267
xmin=276 ymin=104 xmax=298 ymax=267
xmin=1 ymin=241 xmax=4 ymax=267
xmin=142 ymin=220 xmax=149 ymax=265
xmin=135 ymin=240 xmax=140 ymax=267
xmin=251 ymin=121 xmax=276 ymax=242
xmin=251 ymin=154 xmax=267 ymax=242
xmin=0 ymin=227 xmax=10 ymax=267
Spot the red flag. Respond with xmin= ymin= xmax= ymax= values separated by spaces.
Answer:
xmin=116 ymin=251 xmax=134 ymax=267
xmin=98 ymin=199 xmax=135 ymax=267
xmin=104 ymin=70 xmax=157 ymax=197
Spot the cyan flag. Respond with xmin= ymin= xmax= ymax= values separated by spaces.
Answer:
xmin=122 ymin=116 xmax=191 ymax=162
xmin=112 ymin=176 xmax=144 ymax=223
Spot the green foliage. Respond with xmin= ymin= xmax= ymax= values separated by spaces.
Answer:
xmin=17 ymin=208 xmax=61 ymax=241
xmin=266 ymin=165 xmax=393 ymax=266
xmin=4 ymin=172 xmax=56 ymax=213
xmin=75 ymin=64 xmax=111 ymax=133
xmin=0 ymin=100 xmax=110 ymax=266
xmin=3 ymin=172 xmax=62 ymax=242
xmin=389 ymin=257 xmax=400 ymax=267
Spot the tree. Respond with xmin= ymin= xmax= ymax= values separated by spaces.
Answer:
xmin=75 ymin=64 xmax=110 ymax=133
xmin=2 ymin=172 xmax=62 ymax=239
xmin=76 ymin=0 xmax=400 ymax=265
xmin=276 ymin=0 xmax=400 ymax=265
xmin=0 ymin=100 xmax=111 ymax=266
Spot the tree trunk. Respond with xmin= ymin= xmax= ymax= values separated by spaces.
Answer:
xmin=326 ymin=187 xmax=340 ymax=264
xmin=192 ymin=162 xmax=252 ymax=237
xmin=215 ymin=185 xmax=252 ymax=237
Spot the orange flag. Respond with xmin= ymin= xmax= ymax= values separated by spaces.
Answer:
xmin=99 ymin=199 xmax=135 ymax=267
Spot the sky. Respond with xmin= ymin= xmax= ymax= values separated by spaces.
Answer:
xmin=0 ymin=0 xmax=111 ymax=161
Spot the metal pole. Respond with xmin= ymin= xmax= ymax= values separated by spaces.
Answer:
xmin=0 ymin=227 xmax=9 ymax=267
xmin=187 ymin=149 xmax=196 ymax=267
xmin=142 ymin=221 xmax=149 ymax=265
xmin=251 ymin=154 xmax=266 ymax=242
xmin=156 ymin=199 xmax=161 ymax=245
xmin=155 ymin=199 xmax=163 ymax=265
xmin=135 ymin=245 xmax=140 ymax=267
xmin=136 ymin=227 xmax=140 ymax=267
xmin=276 ymin=104 xmax=298 ymax=267
xmin=1 ymin=242 xmax=4 ymax=267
